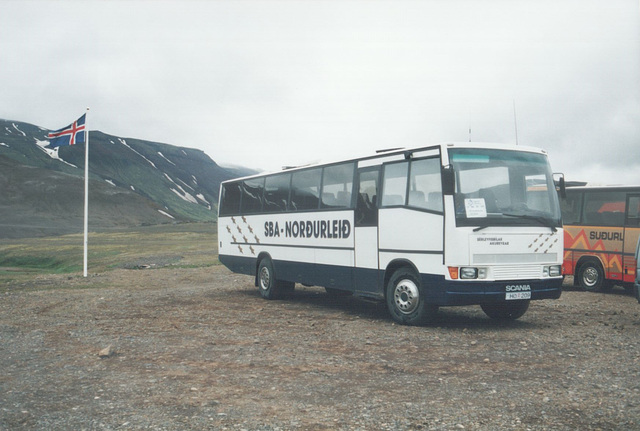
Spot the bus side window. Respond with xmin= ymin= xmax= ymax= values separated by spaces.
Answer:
xmin=583 ymin=191 xmax=626 ymax=226
xmin=264 ymin=173 xmax=291 ymax=213
xmin=627 ymin=196 xmax=640 ymax=227
xmin=408 ymin=158 xmax=443 ymax=212
xmin=241 ymin=178 xmax=265 ymax=214
xmin=559 ymin=192 xmax=582 ymax=224
xmin=601 ymin=211 xmax=625 ymax=226
xmin=356 ymin=168 xmax=379 ymax=226
xmin=219 ymin=182 xmax=242 ymax=216
xmin=290 ymin=168 xmax=322 ymax=211
xmin=381 ymin=161 xmax=408 ymax=207
xmin=321 ymin=163 xmax=354 ymax=209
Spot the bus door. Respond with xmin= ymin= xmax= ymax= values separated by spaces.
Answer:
xmin=353 ymin=166 xmax=381 ymax=295
xmin=623 ymin=194 xmax=640 ymax=283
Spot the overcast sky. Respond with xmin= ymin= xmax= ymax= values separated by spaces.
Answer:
xmin=1 ymin=0 xmax=639 ymax=184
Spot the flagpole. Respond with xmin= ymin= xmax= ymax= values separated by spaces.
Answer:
xmin=83 ymin=107 xmax=90 ymax=277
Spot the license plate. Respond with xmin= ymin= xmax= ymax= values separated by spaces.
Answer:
xmin=506 ymin=291 xmax=531 ymax=300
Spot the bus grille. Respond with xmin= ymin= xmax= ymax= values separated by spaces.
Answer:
xmin=492 ymin=265 xmax=542 ymax=280
xmin=474 ymin=253 xmax=557 ymax=264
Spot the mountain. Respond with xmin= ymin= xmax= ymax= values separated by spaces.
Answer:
xmin=0 ymin=119 xmax=257 ymax=238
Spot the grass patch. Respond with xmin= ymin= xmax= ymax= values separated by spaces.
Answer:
xmin=0 ymin=223 xmax=219 ymax=285
xmin=0 ymin=255 xmax=64 ymax=270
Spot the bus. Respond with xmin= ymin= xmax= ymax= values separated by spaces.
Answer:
xmin=560 ymin=185 xmax=640 ymax=292
xmin=635 ymin=237 xmax=640 ymax=302
xmin=217 ymin=143 xmax=564 ymax=325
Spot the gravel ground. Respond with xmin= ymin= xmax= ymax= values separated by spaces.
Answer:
xmin=1 ymin=266 xmax=639 ymax=430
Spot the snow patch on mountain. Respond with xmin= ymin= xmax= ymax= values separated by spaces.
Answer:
xmin=171 ymin=187 xmax=198 ymax=204
xmin=119 ymin=138 xmax=156 ymax=168
xmin=34 ymin=139 xmax=78 ymax=168
xmin=158 ymin=210 xmax=175 ymax=219
xmin=196 ymin=193 xmax=211 ymax=209
xmin=177 ymin=177 xmax=195 ymax=192
xmin=12 ymin=123 xmax=26 ymax=136
xmin=157 ymin=151 xmax=176 ymax=166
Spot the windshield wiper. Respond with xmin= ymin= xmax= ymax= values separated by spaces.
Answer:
xmin=472 ymin=214 xmax=558 ymax=232
xmin=502 ymin=213 xmax=558 ymax=232
xmin=473 ymin=224 xmax=491 ymax=232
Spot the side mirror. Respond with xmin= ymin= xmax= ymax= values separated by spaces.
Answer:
xmin=553 ymin=173 xmax=566 ymax=199
xmin=442 ymin=165 xmax=455 ymax=195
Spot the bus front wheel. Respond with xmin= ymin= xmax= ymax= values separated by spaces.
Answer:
xmin=481 ymin=300 xmax=530 ymax=320
xmin=386 ymin=268 xmax=438 ymax=326
xmin=577 ymin=261 xmax=605 ymax=292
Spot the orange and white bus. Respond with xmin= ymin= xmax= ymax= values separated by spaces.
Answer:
xmin=560 ymin=185 xmax=640 ymax=292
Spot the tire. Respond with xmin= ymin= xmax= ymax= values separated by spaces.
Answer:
xmin=257 ymin=257 xmax=282 ymax=300
xmin=481 ymin=300 xmax=530 ymax=320
xmin=577 ymin=261 xmax=605 ymax=292
xmin=386 ymin=268 xmax=438 ymax=326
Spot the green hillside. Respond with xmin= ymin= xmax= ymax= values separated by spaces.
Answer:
xmin=0 ymin=119 xmax=257 ymax=238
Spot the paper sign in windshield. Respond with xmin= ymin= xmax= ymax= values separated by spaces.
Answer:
xmin=465 ymin=198 xmax=487 ymax=218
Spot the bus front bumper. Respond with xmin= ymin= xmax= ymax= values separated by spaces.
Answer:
xmin=422 ymin=275 xmax=563 ymax=306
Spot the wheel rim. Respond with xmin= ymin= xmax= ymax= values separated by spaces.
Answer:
xmin=259 ymin=266 xmax=271 ymax=291
xmin=582 ymin=266 xmax=599 ymax=287
xmin=393 ymin=279 xmax=420 ymax=314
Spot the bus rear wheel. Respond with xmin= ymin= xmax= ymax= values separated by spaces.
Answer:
xmin=386 ymin=268 xmax=438 ymax=326
xmin=481 ymin=300 xmax=530 ymax=320
xmin=257 ymin=257 xmax=282 ymax=300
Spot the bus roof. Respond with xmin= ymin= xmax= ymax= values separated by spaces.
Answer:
xmin=221 ymin=142 xmax=549 ymax=184
xmin=566 ymin=184 xmax=640 ymax=192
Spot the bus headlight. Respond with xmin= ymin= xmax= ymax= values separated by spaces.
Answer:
xmin=460 ymin=267 xmax=477 ymax=279
xmin=460 ymin=267 xmax=488 ymax=280
xmin=544 ymin=265 xmax=561 ymax=277
xmin=478 ymin=267 xmax=488 ymax=279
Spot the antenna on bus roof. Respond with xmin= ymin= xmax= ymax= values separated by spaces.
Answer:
xmin=513 ymin=99 xmax=519 ymax=146
xmin=468 ymin=108 xmax=471 ymax=142
xmin=376 ymin=147 xmax=404 ymax=154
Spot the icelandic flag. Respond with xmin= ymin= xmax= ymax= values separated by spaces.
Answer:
xmin=47 ymin=114 xmax=86 ymax=148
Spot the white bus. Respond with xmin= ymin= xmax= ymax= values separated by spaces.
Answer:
xmin=217 ymin=143 xmax=563 ymax=325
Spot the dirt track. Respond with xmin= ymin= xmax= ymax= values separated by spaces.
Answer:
xmin=1 ymin=266 xmax=639 ymax=430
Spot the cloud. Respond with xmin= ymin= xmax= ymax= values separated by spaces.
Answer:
xmin=0 ymin=0 xmax=638 ymax=185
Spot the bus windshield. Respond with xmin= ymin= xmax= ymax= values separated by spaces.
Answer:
xmin=449 ymin=148 xmax=561 ymax=229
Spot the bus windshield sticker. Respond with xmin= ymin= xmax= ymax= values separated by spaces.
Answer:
xmin=465 ymin=198 xmax=487 ymax=218
xmin=451 ymin=154 xmax=490 ymax=163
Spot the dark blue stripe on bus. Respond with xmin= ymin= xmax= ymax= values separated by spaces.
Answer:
xmin=219 ymin=253 xmax=563 ymax=306
xmin=423 ymin=276 xmax=563 ymax=305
